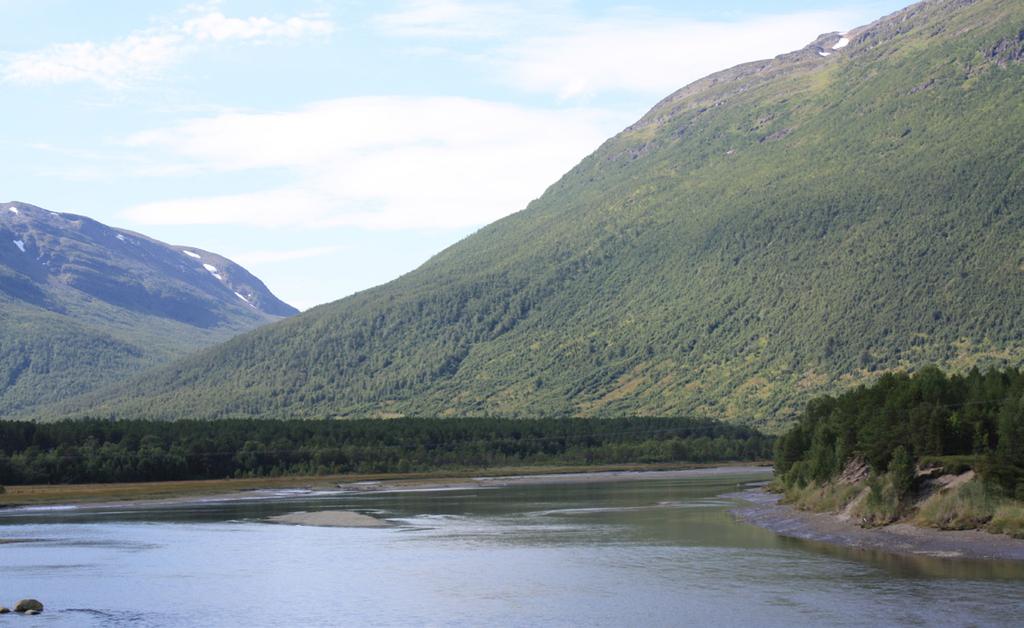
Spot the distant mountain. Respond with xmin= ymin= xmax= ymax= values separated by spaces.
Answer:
xmin=57 ymin=0 xmax=1024 ymax=429
xmin=0 ymin=201 xmax=296 ymax=415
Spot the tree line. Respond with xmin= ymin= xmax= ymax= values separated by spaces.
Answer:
xmin=774 ymin=366 xmax=1024 ymax=498
xmin=0 ymin=416 xmax=772 ymax=485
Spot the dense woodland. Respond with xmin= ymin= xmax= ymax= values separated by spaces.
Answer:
xmin=53 ymin=0 xmax=1024 ymax=428
xmin=0 ymin=417 xmax=771 ymax=485
xmin=775 ymin=366 xmax=1024 ymax=498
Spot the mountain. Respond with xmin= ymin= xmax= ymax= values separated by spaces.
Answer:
xmin=58 ymin=0 xmax=1024 ymax=429
xmin=0 ymin=201 xmax=297 ymax=415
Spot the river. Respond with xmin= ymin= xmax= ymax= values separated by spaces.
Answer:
xmin=2 ymin=469 xmax=1023 ymax=626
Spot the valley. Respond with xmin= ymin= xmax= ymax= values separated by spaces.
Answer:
xmin=3 ymin=1 xmax=1024 ymax=622
xmin=0 ymin=202 xmax=296 ymax=416
xmin=41 ymin=0 xmax=1024 ymax=429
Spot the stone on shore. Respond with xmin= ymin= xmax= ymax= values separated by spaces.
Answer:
xmin=14 ymin=599 xmax=43 ymax=613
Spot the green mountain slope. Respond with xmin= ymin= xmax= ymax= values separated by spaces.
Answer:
xmin=0 ymin=202 xmax=297 ymax=415
xmin=66 ymin=0 xmax=1024 ymax=429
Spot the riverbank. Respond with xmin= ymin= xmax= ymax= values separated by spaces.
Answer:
xmin=732 ymin=489 xmax=1024 ymax=561
xmin=0 ymin=462 xmax=770 ymax=508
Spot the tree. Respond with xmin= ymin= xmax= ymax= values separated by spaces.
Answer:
xmin=889 ymin=445 xmax=914 ymax=500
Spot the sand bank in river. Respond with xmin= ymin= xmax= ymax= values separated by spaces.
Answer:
xmin=0 ymin=465 xmax=771 ymax=511
xmin=0 ymin=463 xmax=770 ymax=508
xmin=339 ymin=465 xmax=771 ymax=494
xmin=732 ymin=489 xmax=1024 ymax=561
xmin=267 ymin=510 xmax=391 ymax=528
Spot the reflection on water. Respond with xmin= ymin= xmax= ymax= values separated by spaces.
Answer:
xmin=1 ymin=471 xmax=1023 ymax=627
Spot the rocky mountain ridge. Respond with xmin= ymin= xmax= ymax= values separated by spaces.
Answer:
xmin=0 ymin=201 xmax=296 ymax=415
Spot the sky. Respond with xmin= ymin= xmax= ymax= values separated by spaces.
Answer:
xmin=0 ymin=0 xmax=909 ymax=310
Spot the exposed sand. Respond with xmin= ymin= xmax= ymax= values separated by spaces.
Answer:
xmin=0 ymin=463 xmax=771 ymax=508
xmin=0 ymin=466 xmax=771 ymax=513
xmin=338 ymin=466 xmax=771 ymax=494
xmin=732 ymin=489 xmax=1024 ymax=561
xmin=267 ymin=510 xmax=391 ymax=528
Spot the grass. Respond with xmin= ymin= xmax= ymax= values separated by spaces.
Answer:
xmin=989 ymin=503 xmax=1024 ymax=539
xmin=850 ymin=474 xmax=904 ymax=527
xmin=0 ymin=461 xmax=770 ymax=507
xmin=915 ymin=478 xmax=997 ymax=530
xmin=783 ymin=481 xmax=864 ymax=513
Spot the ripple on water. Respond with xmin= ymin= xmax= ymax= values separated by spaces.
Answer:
xmin=2 ymin=474 xmax=1024 ymax=626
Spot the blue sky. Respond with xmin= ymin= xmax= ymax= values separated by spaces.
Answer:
xmin=0 ymin=0 xmax=909 ymax=310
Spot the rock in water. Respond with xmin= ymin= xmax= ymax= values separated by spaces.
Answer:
xmin=0 ymin=606 xmax=9 ymax=613
xmin=14 ymin=599 xmax=43 ymax=613
xmin=24 ymin=609 xmax=40 ymax=616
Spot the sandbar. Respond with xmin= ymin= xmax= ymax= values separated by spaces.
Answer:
xmin=267 ymin=510 xmax=391 ymax=528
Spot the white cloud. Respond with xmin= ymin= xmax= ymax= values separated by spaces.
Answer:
xmin=373 ymin=0 xmax=526 ymax=39
xmin=497 ymin=12 xmax=858 ymax=99
xmin=3 ymin=34 xmax=185 ymax=88
xmin=1 ymin=8 xmax=333 ymax=88
xmin=375 ymin=2 xmax=863 ymax=100
xmin=182 ymin=12 xmax=334 ymax=43
xmin=121 ymin=97 xmax=629 ymax=230
xmin=232 ymin=246 xmax=342 ymax=264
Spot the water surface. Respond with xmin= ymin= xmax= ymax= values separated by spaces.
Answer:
xmin=2 ymin=471 xmax=1023 ymax=626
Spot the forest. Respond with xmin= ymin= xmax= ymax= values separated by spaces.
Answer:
xmin=774 ymin=366 xmax=1024 ymax=497
xmin=37 ymin=0 xmax=1024 ymax=428
xmin=0 ymin=416 xmax=771 ymax=485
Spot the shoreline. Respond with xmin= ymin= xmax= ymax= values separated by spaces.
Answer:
xmin=732 ymin=489 xmax=1024 ymax=562
xmin=0 ymin=462 xmax=770 ymax=509
xmin=7 ymin=465 xmax=1024 ymax=562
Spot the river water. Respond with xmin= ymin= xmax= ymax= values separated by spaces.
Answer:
xmin=2 ymin=470 xmax=1023 ymax=627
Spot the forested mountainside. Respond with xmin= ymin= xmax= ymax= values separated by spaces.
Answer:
xmin=0 ymin=202 xmax=296 ymax=415
xmin=59 ymin=0 xmax=1024 ymax=429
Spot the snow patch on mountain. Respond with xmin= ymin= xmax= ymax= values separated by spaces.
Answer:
xmin=203 ymin=263 xmax=223 ymax=280
xmin=833 ymin=36 xmax=850 ymax=50
xmin=235 ymin=291 xmax=256 ymax=307
xmin=183 ymin=250 xmax=202 ymax=259
xmin=13 ymin=240 xmax=25 ymax=252
xmin=8 ymin=207 xmax=19 ymax=214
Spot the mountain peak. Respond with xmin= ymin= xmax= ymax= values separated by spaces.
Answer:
xmin=0 ymin=200 xmax=297 ymax=322
xmin=169 ymin=245 xmax=298 ymax=317
xmin=34 ymin=0 xmax=1024 ymax=426
xmin=0 ymin=200 xmax=297 ymax=416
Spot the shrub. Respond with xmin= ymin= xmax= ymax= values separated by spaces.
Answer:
xmin=988 ymin=503 xmax=1024 ymax=539
xmin=784 ymin=481 xmax=863 ymax=513
xmin=889 ymin=446 xmax=915 ymax=499
xmin=857 ymin=473 xmax=902 ymax=526
xmin=915 ymin=479 xmax=996 ymax=530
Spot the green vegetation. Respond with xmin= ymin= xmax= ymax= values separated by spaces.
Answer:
xmin=783 ymin=480 xmax=863 ymax=514
xmin=989 ymin=503 xmax=1024 ymax=538
xmin=0 ymin=417 xmax=771 ymax=485
xmin=861 ymin=472 xmax=907 ymax=526
xmin=0 ymin=203 xmax=294 ymax=416
xmin=776 ymin=365 xmax=1024 ymax=535
xmin=915 ymin=478 xmax=997 ymax=530
xmin=774 ymin=366 xmax=1024 ymax=494
xmin=53 ymin=0 xmax=1024 ymax=428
